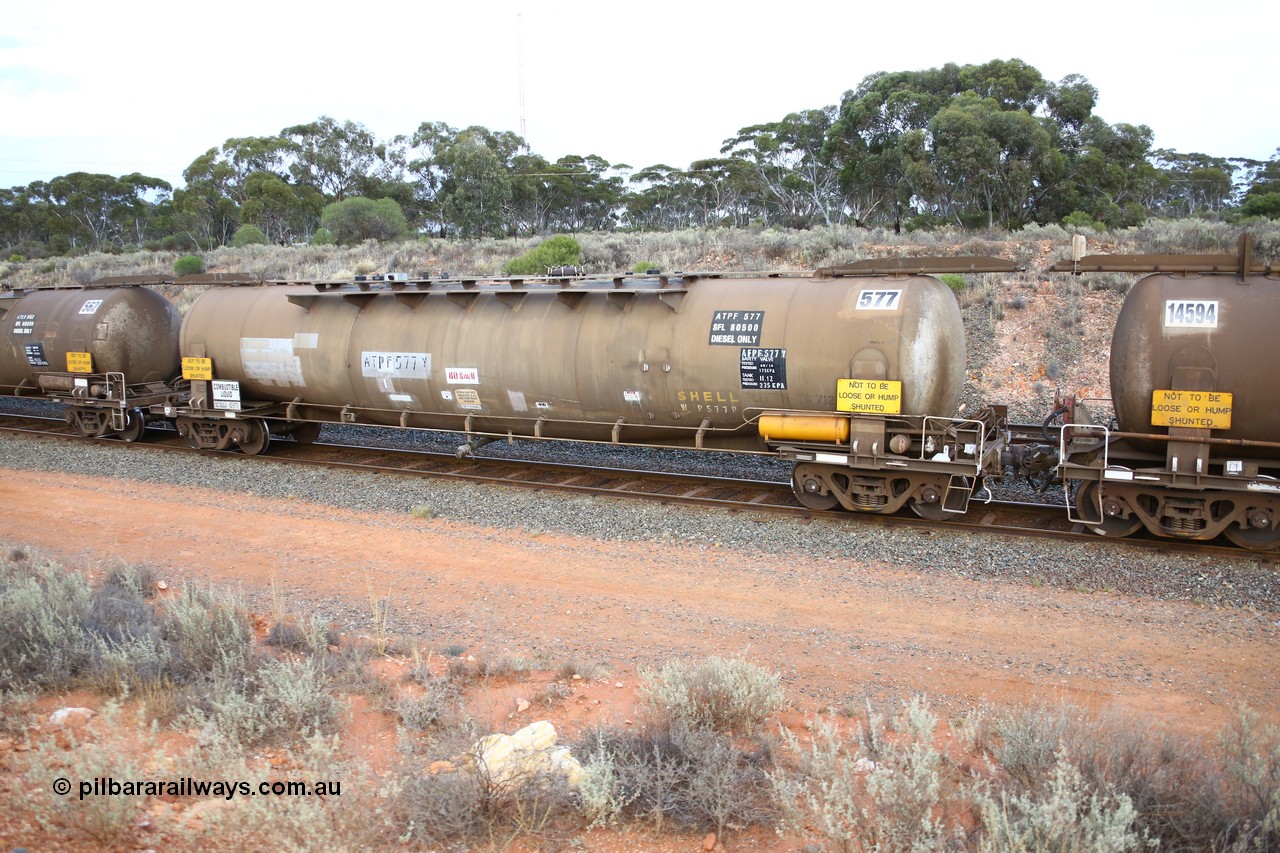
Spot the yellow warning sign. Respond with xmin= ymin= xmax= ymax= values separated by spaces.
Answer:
xmin=65 ymin=352 xmax=93 ymax=373
xmin=836 ymin=379 xmax=902 ymax=414
xmin=1151 ymin=389 xmax=1232 ymax=429
xmin=182 ymin=357 xmax=213 ymax=380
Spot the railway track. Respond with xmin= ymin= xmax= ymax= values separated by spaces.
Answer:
xmin=0 ymin=410 xmax=1266 ymax=561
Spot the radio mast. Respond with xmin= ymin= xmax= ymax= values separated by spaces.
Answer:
xmin=516 ymin=11 xmax=528 ymax=150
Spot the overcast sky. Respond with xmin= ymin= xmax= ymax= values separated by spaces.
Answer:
xmin=1 ymin=0 xmax=1276 ymax=190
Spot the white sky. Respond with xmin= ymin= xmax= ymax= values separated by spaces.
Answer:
xmin=1 ymin=0 xmax=1276 ymax=191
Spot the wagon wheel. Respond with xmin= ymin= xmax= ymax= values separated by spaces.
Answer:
xmin=1223 ymin=520 xmax=1280 ymax=552
xmin=118 ymin=408 xmax=147 ymax=443
xmin=175 ymin=417 xmax=203 ymax=449
xmin=791 ymin=465 xmax=839 ymax=511
xmin=1074 ymin=481 xmax=1142 ymax=538
xmin=288 ymin=421 xmax=322 ymax=445
xmin=236 ymin=418 xmax=271 ymax=456
xmin=908 ymin=480 xmax=954 ymax=521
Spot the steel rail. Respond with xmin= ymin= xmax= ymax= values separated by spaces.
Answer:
xmin=0 ymin=411 xmax=1267 ymax=561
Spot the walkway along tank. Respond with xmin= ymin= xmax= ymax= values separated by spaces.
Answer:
xmin=1051 ymin=236 xmax=1280 ymax=550
xmin=174 ymin=261 xmax=1013 ymax=518
xmin=0 ymin=281 xmax=181 ymax=439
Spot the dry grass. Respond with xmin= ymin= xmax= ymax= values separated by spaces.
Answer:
xmin=7 ymin=220 xmax=1278 ymax=293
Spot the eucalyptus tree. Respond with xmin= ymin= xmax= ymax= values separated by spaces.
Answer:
xmin=0 ymin=186 xmax=50 ymax=248
xmin=174 ymin=136 xmax=292 ymax=248
xmin=926 ymin=92 xmax=1060 ymax=227
xmin=438 ymin=130 xmax=513 ymax=238
xmin=239 ymin=171 xmax=324 ymax=244
xmin=722 ymin=107 xmax=844 ymax=227
xmin=281 ymin=117 xmax=389 ymax=201
xmin=1149 ymin=150 xmax=1236 ymax=217
xmin=41 ymin=171 xmax=171 ymax=249
xmin=1059 ymin=119 xmax=1158 ymax=226
xmin=684 ymin=157 xmax=758 ymax=227
xmin=625 ymin=164 xmax=701 ymax=230
xmin=540 ymin=154 xmax=625 ymax=232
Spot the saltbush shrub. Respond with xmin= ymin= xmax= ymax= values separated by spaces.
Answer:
xmin=576 ymin=724 xmax=775 ymax=834
xmin=638 ymin=655 xmax=784 ymax=736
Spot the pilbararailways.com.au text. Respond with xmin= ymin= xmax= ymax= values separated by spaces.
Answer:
xmin=52 ymin=776 xmax=341 ymax=801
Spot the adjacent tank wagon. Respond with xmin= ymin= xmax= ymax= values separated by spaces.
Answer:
xmin=1052 ymin=237 xmax=1280 ymax=550
xmin=0 ymin=284 xmax=181 ymax=438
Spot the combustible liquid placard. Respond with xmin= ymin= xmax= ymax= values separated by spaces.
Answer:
xmin=1150 ymin=389 xmax=1232 ymax=429
xmin=836 ymin=379 xmax=902 ymax=414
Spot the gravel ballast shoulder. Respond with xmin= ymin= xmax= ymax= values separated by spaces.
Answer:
xmin=1 ymin=430 xmax=1276 ymax=613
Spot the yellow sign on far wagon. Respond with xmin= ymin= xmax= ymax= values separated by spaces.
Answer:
xmin=65 ymin=352 xmax=93 ymax=373
xmin=182 ymin=357 xmax=213 ymax=381
xmin=1151 ymin=389 xmax=1232 ymax=429
xmin=836 ymin=379 xmax=902 ymax=414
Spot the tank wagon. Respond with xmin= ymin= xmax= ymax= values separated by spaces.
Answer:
xmin=0 ymin=281 xmax=182 ymax=439
xmin=1051 ymin=236 xmax=1280 ymax=550
xmin=168 ymin=260 xmax=1014 ymax=519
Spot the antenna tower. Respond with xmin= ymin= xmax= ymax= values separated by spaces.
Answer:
xmin=516 ymin=11 xmax=528 ymax=149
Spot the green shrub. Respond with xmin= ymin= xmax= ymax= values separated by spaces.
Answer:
xmin=160 ymin=234 xmax=198 ymax=252
xmin=174 ymin=254 xmax=205 ymax=276
xmin=310 ymin=227 xmax=334 ymax=246
xmin=1063 ymin=210 xmax=1106 ymax=231
xmin=230 ymin=224 xmax=268 ymax=247
xmin=1241 ymin=192 xmax=1280 ymax=219
xmin=938 ymin=272 xmax=968 ymax=293
xmin=638 ymin=655 xmax=784 ymax=736
xmin=5 ymin=239 xmax=48 ymax=261
xmin=630 ymin=260 xmax=659 ymax=274
xmin=503 ymin=235 xmax=582 ymax=275
xmin=321 ymin=197 xmax=409 ymax=244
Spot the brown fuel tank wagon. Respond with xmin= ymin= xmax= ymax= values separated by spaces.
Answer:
xmin=0 ymin=284 xmax=182 ymax=438
xmin=174 ymin=264 xmax=1013 ymax=518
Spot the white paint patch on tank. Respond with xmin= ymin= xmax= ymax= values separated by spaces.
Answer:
xmin=240 ymin=337 xmax=305 ymax=387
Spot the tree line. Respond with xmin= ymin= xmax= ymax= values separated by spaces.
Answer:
xmin=3 ymin=58 xmax=1278 ymax=257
